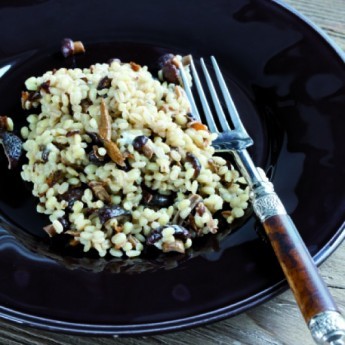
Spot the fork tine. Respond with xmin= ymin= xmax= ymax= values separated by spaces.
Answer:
xmin=200 ymin=58 xmax=231 ymax=132
xmin=189 ymin=58 xmax=218 ymax=133
xmin=178 ymin=58 xmax=201 ymax=122
xmin=210 ymin=56 xmax=248 ymax=135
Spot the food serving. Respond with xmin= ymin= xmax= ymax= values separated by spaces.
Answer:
xmin=0 ymin=44 xmax=250 ymax=258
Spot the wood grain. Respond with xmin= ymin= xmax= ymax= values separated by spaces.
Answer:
xmin=0 ymin=1 xmax=344 ymax=344
xmin=263 ymin=214 xmax=338 ymax=323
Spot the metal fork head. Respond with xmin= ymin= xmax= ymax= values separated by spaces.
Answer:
xmin=179 ymin=56 xmax=253 ymax=152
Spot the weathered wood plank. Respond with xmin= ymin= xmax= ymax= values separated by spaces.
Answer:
xmin=0 ymin=1 xmax=344 ymax=344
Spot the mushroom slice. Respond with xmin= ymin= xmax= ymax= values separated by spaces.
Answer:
xmin=0 ymin=116 xmax=12 ymax=131
xmin=88 ymin=145 xmax=106 ymax=165
xmin=57 ymin=186 xmax=85 ymax=211
xmin=99 ymin=100 xmax=125 ymax=167
xmin=0 ymin=131 xmax=23 ymax=169
xmin=142 ymin=187 xmax=175 ymax=208
xmin=99 ymin=99 xmax=111 ymax=141
xmin=103 ymin=139 xmax=125 ymax=167
xmin=88 ymin=181 xmax=111 ymax=203
xmin=146 ymin=224 xmax=190 ymax=246
xmin=132 ymin=135 xmax=154 ymax=159
xmin=98 ymin=205 xmax=131 ymax=225
xmin=172 ymin=194 xmax=203 ymax=224
xmin=162 ymin=239 xmax=185 ymax=254
xmin=97 ymin=76 xmax=112 ymax=90
xmin=61 ymin=38 xmax=85 ymax=58
xmin=188 ymin=121 xmax=208 ymax=131
xmin=185 ymin=152 xmax=202 ymax=178
xmin=43 ymin=224 xmax=57 ymax=237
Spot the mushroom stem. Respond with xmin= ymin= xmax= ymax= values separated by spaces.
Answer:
xmin=73 ymin=41 xmax=85 ymax=54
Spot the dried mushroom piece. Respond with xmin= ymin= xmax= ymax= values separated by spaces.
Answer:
xmin=43 ymin=224 xmax=57 ymax=237
xmin=0 ymin=131 xmax=23 ymax=169
xmin=57 ymin=186 xmax=85 ymax=211
xmin=97 ymin=76 xmax=112 ymax=90
xmin=162 ymin=239 xmax=185 ymax=254
xmin=157 ymin=53 xmax=181 ymax=84
xmin=103 ymin=139 xmax=126 ymax=167
xmin=46 ymin=170 xmax=64 ymax=187
xmin=98 ymin=205 xmax=131 ymax=225
xmin=132 ymin=135 xmax=153 ymax=159
xmin=188 ymin=121 xmax=208 ymax=131
xmin=185 ymin=152 xmax=201 ymax=178
xmin=158 ymin=54 xmax=191 ymax=85
xmin=88 ymin=145 xmax=107 ymax=165
xmin=99 ymin=99 xmax=112 ymax=141
xmin=142 ymin=188 xmax=175 ymax=208
xmin=99 ymin=100 xmax=125 ymax=167
xmin=173 ymin=194 xmax=203 ymax=225
xmin=88 ymin=181 xmax=111 ymax=203
xmin=173 ymin=194 xmax=218 ymax=235
xmin=130 ymin=62 xmax=141 ymax=71
xmin=146 ymin=224 xmax=190 ymax=246
xmin=21 ymin=90 xmax=41 ymax=109
xmin=0 ymin=116 xmax=13 ymax=131
xmin=61 ymin=38 xmax=85 ymax=58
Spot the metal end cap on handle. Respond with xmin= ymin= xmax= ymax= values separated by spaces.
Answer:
xmin=309 ymin=311 xmax=345 ymax=344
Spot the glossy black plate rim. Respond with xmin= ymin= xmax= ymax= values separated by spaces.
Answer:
xmin=0 ymin=227 xmax=343 ymax=336
xmin=0 ymin=0 xmax=344 ymax=336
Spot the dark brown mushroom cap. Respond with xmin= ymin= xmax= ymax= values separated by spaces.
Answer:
xmin=157 ymin=53 xmax=175 ymax=69
xmin=132 ymin=135 xmax=153 ymax=159
xmin=146 ymin=224 xmax=191 ymax=245
xmin=0 ymin=131 xmax=23 ymax=169
xmin=57 ymin=187 xmax=85 ymax=211
xmin=98 ymin=205 xmax=131 ymax=225
xmin=61 ymin=38 xmax=74 ymax=58
xmin=142 ymin=188 xmax=175 ymax=208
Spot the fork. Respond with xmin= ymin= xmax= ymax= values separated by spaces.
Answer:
xmin=178 ymin=56 xmax=345 ymax=345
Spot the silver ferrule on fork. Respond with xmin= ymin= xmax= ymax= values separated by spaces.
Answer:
xmin=232 ymin=149 xmax=287 ymax=222
xmin=309 ymin=311 xmax=345 ymax=345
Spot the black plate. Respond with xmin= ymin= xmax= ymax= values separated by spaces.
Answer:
xmin=0 ymin=0 xmax=344 ymax=336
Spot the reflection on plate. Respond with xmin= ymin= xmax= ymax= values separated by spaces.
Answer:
xmin=0 ymin=0 xmax=344 ymax=336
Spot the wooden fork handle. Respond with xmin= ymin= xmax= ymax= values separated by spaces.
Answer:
xmin=252 ymin=185 xmax=345 ymax=344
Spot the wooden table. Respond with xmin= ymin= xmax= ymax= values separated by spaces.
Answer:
xmin=1 ymin=1 xmax=344 ymax=344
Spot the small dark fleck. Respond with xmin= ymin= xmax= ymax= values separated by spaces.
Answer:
xmin=40 ymin=81 xmax=50 ymax=93
xmin=86 ymin=131 xmax=103 ymax=145
xmin=81 ymin=98 xmax=92 ymax=113
xmin=28 ymin=91 xmax=41 ymax=102
xmin=66 ymin=130 xmax=80 ymax=137
xmin=41 ymin=147 xmax=50 ymax=162
xmin=97 ymin=76 xmax=112 ymax=90
xmin=46 ymin=170 xmax=64 ymax=187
